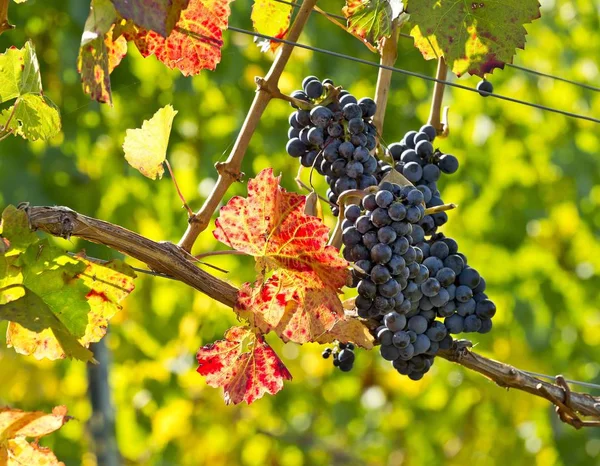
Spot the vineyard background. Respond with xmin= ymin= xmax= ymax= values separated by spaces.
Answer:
xmin=1 ymin=0 xmax=600 ymax=465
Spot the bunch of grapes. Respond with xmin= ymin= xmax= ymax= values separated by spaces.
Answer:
xmin=286 ymin=76 xmax=380 ymax=215
xmin=322 ymin=342 xmax=356 ymax=372
xmin=384 ymin=124 xmax=459 ymax=235
xmin=341 ymin=182 xmax=496 ymax=380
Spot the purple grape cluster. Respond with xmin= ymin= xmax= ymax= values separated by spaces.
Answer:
xmin=286 ymin=76 xmax=380 ymax=215
xmin=383 ymin=124 xmax=459 ymax=235
xmin=321 ymin=342 xmax=356 ymax=372
xmin=341 ymin=182 xmax=496 ymax=380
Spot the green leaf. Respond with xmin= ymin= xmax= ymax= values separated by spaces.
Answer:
xmin=110 ymin=0 xmax=190 ymax=37
xmin=0 ymin=94 xmax=61 ymax=141
xmin=343 ymin=0 xmax=402 ymax=47
xmin=123 ymin=105 xmax=178 ymax=179
xmin=0 ymin=41 xmax=42 ymax=103
xmin=407 ymin=0 xmax=541 ymax=77
xmin=0 ymin=206 xmax=137 ymax=361
xmin=81 ymin=0 xmax=119 ymax=46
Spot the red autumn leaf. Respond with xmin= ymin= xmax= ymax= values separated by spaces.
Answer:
xmin=236 ymin=275 xmax=343 ymax=344
xmin=196 ymin=326 xmax=292 ymax=405
xmin=213 ymin=168 xmax=350 ymax=343
xmin=110 ymin=0 xmax=190 ymax=37
xmin=126 ymin=0 xmax=234 ymax=76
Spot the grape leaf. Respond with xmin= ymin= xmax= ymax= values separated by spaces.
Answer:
xmin=0 ymin=94 xmax=61 ymax=141
xmin=406 ymin=0 xmax=541 ymax=77
xmin=111 ymin=0 xmax=190 ymax=37
xmin=0 ymin=206 xmax=136 ymax=361
xmin=0 ymin=41 xmax=61 ymax=141
xmin=213 ymin=168 xmax=350 ymax=344
xmin=0 ymin=40 xmax=41 ymax=103
xmin=196 ymin=326 xmax=292 ymax=405
xmin=315 ymin=314 xmax=374 ymax=349
xmin=78 ymin=0 xmax=127 ymax=104
xmin=0 ymin=405 xmax=71 ymax=466
xmin=251 ymin=0 xmax=292 ymax=52
xmin=236 ymin=275 xmax=344 ymax=344
xmin=122 ymin=105 xmax=178 ymax=179
xmin=125 ymin=0 xmax=234 ymax=76
xmin=343 ymin=0 xmax=402 ymax=47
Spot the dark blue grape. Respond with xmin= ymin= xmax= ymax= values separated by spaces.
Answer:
xmin=286 ymin=138 xmax=306 ymax=157
xmin=362 ymin=231 xmax=377 ymax=249
xmin=305 ymin=79 xmax=323 ymax=99
xmin=477 ymin=79 xmax=493 ymax=96
xmin=439 ymin=154 xmax=459 ymax=174
xmin=423 ymin=256 xmax=444 ymax=275
xmin=309 ymin=106 xmax=333 ymax=128
xmin=371 ymin=264 xmax=391 ymax=284
xmin=358 ymin=97 xmax=376 ymax=117
xmin=464 ymin=315 xmax=482 ymax=332
xmin=445 ymin=314 xmax=464 ymax=334
xmin=377 ymin=226 xmax=397 ymax=244
xmin=362 ymin=193 xmax=377 ymax=211
xmin=430 ymin=288 xmax=450 ymax=307
xmin=475 ymin=299 xmax=496 ymax=318
xmin=420 ymin=124 xmax=437 ymax=141
xmin=379 ymin=279 xmax=401 ymax=299
xmin=389 ymin=143 xmax=405 ymax=160
xmin=415 ymin=140 xmax=434 ymax=158
xmin=334 ymin=176 xmax=357 ymax=192
xmin=348 ymin=117 xmax=365 ymax=134
xmin=403 ymin=162 xmax=423 ymax=183
xmin=479 ymin=318 xmax=493 ymax=333
xmin=421 ymin=278 xmax=441 ymax=297
xmin=346 ymin=161 xmax=364 ymax=178
xmin=413 ymin=334 xmax=431 ymax=355
xmin=380 ymin=344 xmax=400 ymax=361
xmin=375 ymin=190 xmax=394 ymax=208
xmin=407 ymin=315 xmax=428 ymax=334
xmin=388 ymin=203 xmax=406 ymax=221
xmin=430 ymin=241 xmax=450 ymax=259
xmin=435 ymin=267 xmax=456 ymax=287
xmin=355 ymin=215 xmax=373 ymax=234
xmin=301 ymin=150 xmax=318 ymax=167
xmin=344 ymin=204 xmax=361 ymax=222
xmin=458 ymin=267 xmax=481 ymax=289
xmin=307 ymin=127 xmax=324 ymax=145
xmin=401 ymin=149 xmax=421 ymax=164
xmin=357 ymin=279 xmax=377 ymax=298
xmin=443 ymin=255 xmax=465 ymax=275
xmin=343 ymin=103 xmax=363 ymax=120
xmin=371 ymin=243 xmax=393 ymax=264
xmin=393 ymin=331 xmax=411 ymax=348
xmin=422 ymin=164 xmax=440 ymax=182
xmin=371 ymin=208 xmax=392 ymax=227
xmin=384 ymin=311 xmax=407 ymax=332
xmin=455 ymin=285 xmax=474 ymax=303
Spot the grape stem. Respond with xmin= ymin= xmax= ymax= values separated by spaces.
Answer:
xmin=177 ymin=0 xmax=320 ymax=253
xmin=328 ymin=188 xmax=375 ymax=249
xmin=24 ymin=204 xmax=600 ymax=427
xmin=427 ymin=58 xmax=450 ymax=138
xmin=0 ymin=0 xmax=15 ymax=34
xmin=372 ymin=19 xmax=400 ymax=141
xmin=423 ymin=203 xmax=456 ymax=215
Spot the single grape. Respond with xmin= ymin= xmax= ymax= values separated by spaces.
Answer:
xmin=421 ymin=278 xmax=441 ymax=297
xmin=371 ymin=264 xmax=392 ymax=284
xmin=358 ymin=97 xmax=377 ymax=117
xmin=413 ymin=334 xmax=431 ymax=355
xmin=344 ymin=204 xmax=361 ymax=222
xmin=430 ymin=241 xmax=450 ymax=259
xmin=419 ymin=124 xmax=437 ymax=141
xmin=477 ymin=79 xmax=493 ymax=97
xmin=415 ymin=140 xmax=434 ymax=157
xmin=439 ymin=154 xmax=459 ymax=174
xmin=371 ymin=243 xmax=393 ymax=264
xmin=286 ymin=138 xmax=306 ymax=157
xmin=458 ymin=267 xmax=481 ymax=289
xmin=455 ymin=285 xmax=474 ymax=303
xmin=309 ymin=106 xmax=333 ymax=128
xmin=445 ymin=314 xmax=464 ymax=334
xmin=436 ymin=267 xmax=456 ymax=286
xmin=305 ymin=79 xmax=323 ymax=99
xmin=403 ymin=162 xmax=423 ymax=183
xmin=464 ymin=315 xmax=482 ymax=332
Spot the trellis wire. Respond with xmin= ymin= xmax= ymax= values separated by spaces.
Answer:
xmin=227 ymin=26 xmax=600 ymax=124
xmin=272 ymin=0 xmax=600 ymax=93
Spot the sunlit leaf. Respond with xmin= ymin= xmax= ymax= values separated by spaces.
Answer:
xmin=251 ymin=0 xmax=292 ymax=52
xmin=0 ymin=94 xmax=61 ymax=141
xmin=0 ymin=40 xmax=41 ymax=103
xmin=124 ymin=0 xmax=234 ymax=76
xmin=0 ymin=405 xmax=71 ymax=465
xmin=123 ymin=105 xmax=178 ymax=179
xmin=0 ymin=206 xmax=136 ymax=361
xmin=407 ymin=0 xmax=541 ymax=77
xmin=343 ymin=0 xmax=402 ymax=47
xmin=315 ymin=314 xmax=374 ymax=349
xmin=196 ymin=326 xmax=292 ymax=405
xmin=214 ymin=169 xmax=350 ymax=344
xmin=111 ymin=0 xmax=190 ymax=37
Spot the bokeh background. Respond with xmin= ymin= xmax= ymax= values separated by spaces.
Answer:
xmin=1 ymin=0 xmax=600 ymax=465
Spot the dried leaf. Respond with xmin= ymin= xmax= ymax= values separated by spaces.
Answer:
xmin=315 ymin=314 xmax=374 ymax=349
xmin=196 ymin=326 xmax=292 ymax=405
xmin=0 ymin=405 xmax=71 ymax=466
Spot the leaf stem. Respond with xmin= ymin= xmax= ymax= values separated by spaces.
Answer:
xmin=164 ymin=159 xmax=194 ymax=217
xmin=373 ymin=19 xmax=400 ymax=139
xmin=177 ymin=0 xmax=320 ymax=253
xmin=427 ymin=58 xmax=449 ymax=137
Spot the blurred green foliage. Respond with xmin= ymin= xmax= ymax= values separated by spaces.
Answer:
xmin=1 ymin=0 xmax=600 ymax=465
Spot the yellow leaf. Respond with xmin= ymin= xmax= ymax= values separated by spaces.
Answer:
xmin=123 ymin=104 xmax=178 ymax=179
xmin=0 ymin=405 xmax=71 ymax=466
